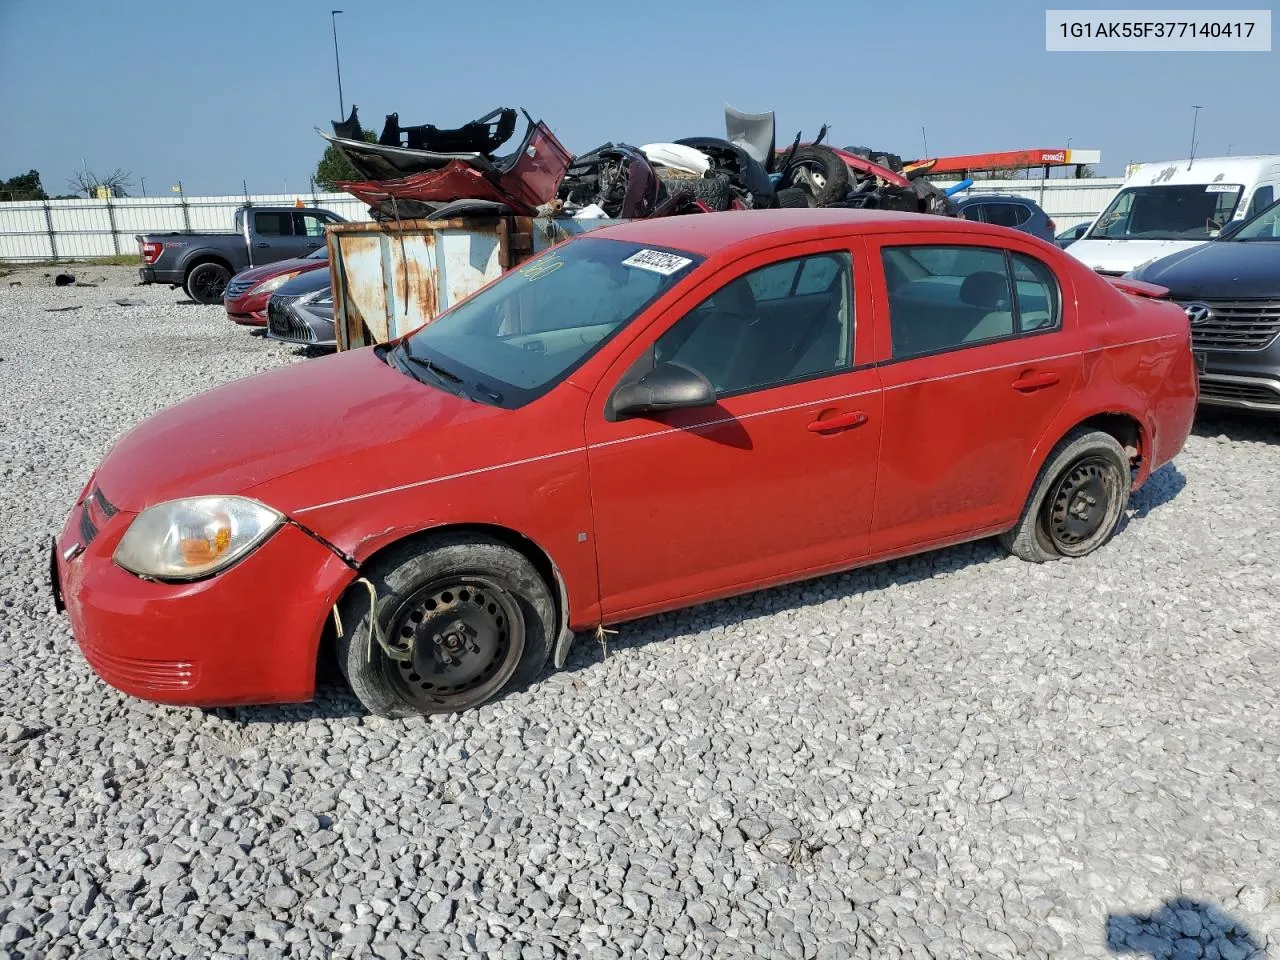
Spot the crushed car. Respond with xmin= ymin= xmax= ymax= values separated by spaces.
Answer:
xmin=322 ymin=106 xmax=573 ymax=218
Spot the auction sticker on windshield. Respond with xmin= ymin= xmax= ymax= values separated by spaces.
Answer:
xmin=1206 ymin=184 xmax=1242 ymax=192
xmin=621 ymin=249 xmax=694 ymax=276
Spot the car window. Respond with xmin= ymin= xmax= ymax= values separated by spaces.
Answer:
xmin=881 ymin=245 xmax=1015 ymax=359
xmin=1011 ymin=253 xmax=1060 ymax=332
xmin=985 ymin=203 xmax=1030 ymax=228
xmin=399 ymin=237 xmax=700 ymax=408
xmin=1089 ymin=184 xmax=1244 ymax=241
xmin=654 ymin=252 xmax=853 ymax=397
xmin=1245 ymin=186 xmax=1274 ymax=219
xmin=254 ymin=212 xmax=293 ymax=236
xmin=294 ymin=213 xmax=328 ymax=237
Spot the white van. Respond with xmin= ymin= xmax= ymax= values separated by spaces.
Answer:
xmin=1066 ymin=155 xmax=1280 ymax=276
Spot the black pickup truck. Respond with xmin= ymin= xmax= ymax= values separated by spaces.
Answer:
xmin=136 ymin=205 xmax=346 ymax=304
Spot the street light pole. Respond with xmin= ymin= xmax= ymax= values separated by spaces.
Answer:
xmin=331 ymin=10 xmax=345 ymax=118
xmin=1188 ymin=105 xmax=1202 ymax=169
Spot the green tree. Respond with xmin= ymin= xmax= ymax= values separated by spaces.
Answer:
xmin=0 ymin=169 xmax=48 ymax=201
xmin=315 ymin=131 xmax=378 ymax=191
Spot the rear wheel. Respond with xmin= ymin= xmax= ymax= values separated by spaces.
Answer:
xmin=184 ymin=262 xmax=232 ymax=304
xmin=1000 ymin=429 xmax=1130 ymax=563
xmin=780 ymin=145 xmax=850 ymax=207
xmin=336 ymin=534 xmax=554 ymax=717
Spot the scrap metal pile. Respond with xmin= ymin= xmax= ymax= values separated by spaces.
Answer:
xmin=320 ymin=104 xmax=956 ymax=223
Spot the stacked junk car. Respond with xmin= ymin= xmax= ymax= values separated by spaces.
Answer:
xmin=314 ymin=103 xmax=959 ymax=349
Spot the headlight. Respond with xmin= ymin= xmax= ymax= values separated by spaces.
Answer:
xmin=251 ymin=271 xmax=301 ymax=295
xmin=301 ymin=287 xmax=333 ymax=307
xmin=113 ymin=496 xmax=283 ymax=580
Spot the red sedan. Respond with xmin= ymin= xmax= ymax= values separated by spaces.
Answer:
xmin=223 ymin=249 xmax=329 ymax=325
xmin=53 ymin=209 xmax=1197 ymax=717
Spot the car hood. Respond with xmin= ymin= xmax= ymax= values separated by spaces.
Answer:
xmin=1066 ymin=238 xmax=1208 ymax=274
xmin=232 ymin=256 xmax=327 ymax=287
xmin=1131 ymin=240 xmax=1280 ymax=299
xmin=93 ymin=348 xmax=505 ymax=516
xmin=276 ymin=267 xmax=331 ymax=298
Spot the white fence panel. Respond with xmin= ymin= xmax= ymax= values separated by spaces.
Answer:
xmin=0 ymin=182 xmax=1121 ymax=261
xmin=0 ymin=192 xmax=374 ymax=261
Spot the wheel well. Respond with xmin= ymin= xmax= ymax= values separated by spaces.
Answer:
xmin=349 ymin=522 xmax=566 ymax=634
xmin=183 ymin=255 xmax=233 ymax=280
xmin=1077 ymin=412 xmax=1144 ymax=466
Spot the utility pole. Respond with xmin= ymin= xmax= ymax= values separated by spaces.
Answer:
xmin=331 ymin=10 xmax=345 ymax=118
xmin=1188 ymin=105 xmax=1202 ymax=169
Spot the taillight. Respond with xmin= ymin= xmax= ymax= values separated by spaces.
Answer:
xmin=140 ymin=241 xmax=163 ymax=265
xmin=1046 ymin=218 xmax=1056 ymax=232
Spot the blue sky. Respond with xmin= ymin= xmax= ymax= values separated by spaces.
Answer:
xmin=1 ymin=0 xmax=1276 ymax=196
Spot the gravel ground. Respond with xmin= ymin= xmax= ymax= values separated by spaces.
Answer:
xmin=2 ymin=282 xmax=1279 ymax=960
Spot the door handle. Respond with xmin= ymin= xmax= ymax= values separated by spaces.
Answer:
xmin=1012 ymin=371 xmax=1060 ymax=392
xmin=807 ymin=410 xmax=868 ymax=433
xmin=255 ymin=241 xmax=270 ymax=248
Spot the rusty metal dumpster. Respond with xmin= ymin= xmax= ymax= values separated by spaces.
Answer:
xmin=326 ymin=215 xmax=623 ymax=350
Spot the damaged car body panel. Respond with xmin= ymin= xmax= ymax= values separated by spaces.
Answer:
xmin=330 ymin=115 xmax=573 ymax=216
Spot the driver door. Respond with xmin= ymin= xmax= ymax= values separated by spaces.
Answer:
xmin=584 ymin=239 xmax=884 ymax=621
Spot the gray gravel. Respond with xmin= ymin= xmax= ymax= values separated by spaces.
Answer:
xmin=2 ymin=281 xmax=1280 ymax=959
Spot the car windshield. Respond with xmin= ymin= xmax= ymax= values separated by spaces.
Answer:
xmin=1231 ymin=197 xmax=1280 ymax=241
xmin=1087 ymin=184 xmax=1245 ymax=241
xmin=393 ymin=237 xmax=701 ymax=408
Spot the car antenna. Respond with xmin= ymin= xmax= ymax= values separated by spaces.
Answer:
xmin=1187 ymin=105 xmax=1202 ymax=170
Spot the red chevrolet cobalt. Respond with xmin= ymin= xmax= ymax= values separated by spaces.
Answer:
xmin=52 ymin=210 xmax=1197 ymax=717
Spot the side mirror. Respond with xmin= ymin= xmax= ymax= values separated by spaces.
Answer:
xmin=611 ymin=362 xmax=716 ymax=419
xmin=1217 ymin=218 xmax=1246 ymax=240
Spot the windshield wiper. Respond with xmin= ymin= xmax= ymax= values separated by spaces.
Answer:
xmin=397 ymin=348 xmax=472 ymax=400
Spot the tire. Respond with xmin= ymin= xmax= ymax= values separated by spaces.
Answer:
xmin=780 ymin=145 xmax=850 ymax=207
xmin=1000 ymin=429 xmax=1131 ymax=563
xmin=336 ymin=534 xmax=554 ymax=717
xmin=775 ymin=186 xmax=812 ymax=209
xmin=184 ymin=261 xmax=232 ymax=304
xmin=657 ymin=173 xmax=734 ymax=212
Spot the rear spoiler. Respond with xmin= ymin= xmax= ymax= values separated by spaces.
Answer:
xmin=1105 ymin=276 xmax=1170 ymax=299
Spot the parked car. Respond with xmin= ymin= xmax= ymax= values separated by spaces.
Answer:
xmin=1067 ymin=155 xmax=1280 ymax=276
xmin=1127 ymin=196 xmax=1280 ymax=412
xmin=137 ymin=205 xmax=346 ymax=304
xmin=1056 ymin=223 xmax=1089 ymax=248
xmin=266 ymin=269 xmax=335 ymax=347
xmin=52 ymin=209 xmax=1197 ymax=718
xmin=224 ymin=248 xmax=329 ymax=326
xmin=951 ymin=194 xmax=1056 ymax=242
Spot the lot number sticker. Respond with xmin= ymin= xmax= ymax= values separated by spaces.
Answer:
xmin=621 ymin=249 xmax=694 ymax=276
xmin=1205 ymin=183 xmax=1242 ymax=192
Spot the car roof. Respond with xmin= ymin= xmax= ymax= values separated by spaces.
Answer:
xmin=585 ymin=208 xmax=1025 ymax=256
xmin=1125 ymin=155 xmax=1280 ymax=186
xmin=954 ymin=194 xmax=1042 ymax=207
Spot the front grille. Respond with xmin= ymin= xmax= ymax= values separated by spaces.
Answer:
xmin=225 ymin=277 xmax=256 ymax=300
xmin=1177 ymin=299 xmax=1280 ymax=351
xmin=79 ymin=638 xmax=199 ymax=692
xmin=76 ymin=486 xmax=118 ymax=548
xmin=1199 ymin=377 xmax=1280 ymax=409
xmin=268 ymin=296 xmax=317 ymax=343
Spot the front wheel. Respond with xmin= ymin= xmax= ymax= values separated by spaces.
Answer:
xmin=184 ymin=262 xmax=232 ymax=304
xmin=336 ymin=534 xmax=554 ymax=717
xmin=1000 ymin=429 xmax=1131 ymax=563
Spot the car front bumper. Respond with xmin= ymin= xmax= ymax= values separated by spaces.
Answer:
xmin=52 ymin=492 xmax=354 ymax=707
xmin=1197 ymin=341 xmax=1280 ymax=413
xmin=224 ymin=292 xmax=270 ymax=326
xmin=267 ymin=295 xmax=336 ymax=348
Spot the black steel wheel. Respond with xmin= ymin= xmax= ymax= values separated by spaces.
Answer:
xmin=1000 ymin=428 xmax=1131 ymax=563
xmin=185 ymin=262 xmax=232 ymax=304
xmin=336 ymin=534 xmax=554 ymax=717
xmin=1041 ymin=455 xmax=1121 ymax=556
xmin=384 ymin=575 xmax=523 ymax=709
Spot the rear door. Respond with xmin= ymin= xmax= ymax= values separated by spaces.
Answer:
xmin=867 ymin=234 xmax=1085 ymax=553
